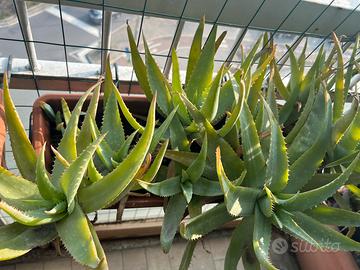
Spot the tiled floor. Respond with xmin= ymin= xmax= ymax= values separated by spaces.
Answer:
xmin=0 ymin=228 xmax=301 ymax=270
xmin=0 ymin=231 xmax=247 ymax=270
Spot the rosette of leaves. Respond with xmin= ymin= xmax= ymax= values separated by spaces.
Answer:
xmin=0 ymin=73 xmax=160 ymax=269
xmin=125 ymin=18 xmax=275 ymax=260
xmin=272 ymin=33 xmax=360 ymax=218
xmin=180 ymin=90 xmax=360 ymax=270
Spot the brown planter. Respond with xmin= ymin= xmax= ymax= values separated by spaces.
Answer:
xmin=0 ymin=90 xmax=6 ymax=167
xmin=293 ymin=238 xmax=359 ymax=270
xmin=32 ymin=93 xmax=164 ymax=209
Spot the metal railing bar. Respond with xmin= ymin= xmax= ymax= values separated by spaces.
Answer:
xmin=224 ymin=0 xmax=267 ymax=66
xmin=162 ymin=0 xmax=190 ymax=78
xmin=263 ymin=0 xmax=302 ymax=49
xmin=12 ymin=0 xmax=40 ymax=96
xmin=0 ymin=49 xmax=319 ymax=70
xmin=101 ymin=10 xmax=112 ymax=74
xmin=281 ymin=1 xmax=360 ymax=80
xmin=0 ymin=26 xmax=333 ymax=49
xmin=58 ymin=0 xmax=71 ymax=93
xmin=41 ymin=0 xmax=354 ymax=39
xmin=276 ymin=0 xmax=336 ymax=65
xmin=100 ymin=0 xmax=105 ymax=75
xmin=128 ymin=0 xmax=148 ymax=95
xmin=303 ymin=1 xmax=360 ymax=62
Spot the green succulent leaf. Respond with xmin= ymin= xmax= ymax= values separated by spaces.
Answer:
xmin=60 ymin=98 xmax=71 ymax=126
xmin=240 ymin=102 xmax=266 ymax=187
xmin=336 ymin=107 xmax=360 ymax=155
xmin=161 ymin=193 xmax=187 ymax=253
xmin=218 ymin=78 xmax=245 ymax=137
xmin=126 ymin=25 xmax=152 ymax=100
xmin=253 ymin=205 xmax=277 ymax=270
xmin=216 ymin=148 xmax=260 ymax=216
xmin=0 ymin=200 xmax=65 ymax=226
xmin=332 ymin=99 xmax=358 ymax=146
xmin=292 ymin=212 xmax=360 ymax=251
xmin=180 ymin=203 xmax=236 ymax=240
xmin=241 ymin=35 xmax=262 ymax=76
xmin=224 ymin=217 xmax=254 ymax=270
xmin=101 ymin=91 xmax=125 ymax=151
xmin=0 ymin=223 xmax=57 ymax=261
xmin=60 ymin=133 xmax=106 ymax=212
xmin=272 ymin=62 xmax=290 ymax=100
xmin=185 ymin=16 xmax=204 ymax=87
xmin=304 ymin=205 xmax=360 ymax=226
xmin=78 ymin=96 xmax=156 ymax=213
xmin=0 ymin=166 xmax=45 ymax=204
xmin=142 ymin=140 xmax=169 ymax=183
xmin=3 ymin=73 xmax=37 ymax=181
xmin=87 ymin=159 xmax=103 ymax=183
xmin=200 ymin=65 xmax=225 ymax=121
xmin=137 ymin=176 xmax=181 ymax=197
xmin=52 ymin=85 xmax=95 ymax=187
xmin=103 ymin=54 xmax=114 ymax=104
xmin=171 ymin=49 xmax=191 ymax=124
xmin=288 ymin=88 xmax=328 ymax=163
xmin=149 ymin=107 xmax=176 ymax=153
xmin=287 ymin=47 xmax=301 ymax=94
xmin=284 ymin=89 xmax=332 ymax=193
xmin=77 ymin=83 xmax=101 ymax=153
xmin=113 ymin=130 xmax=138 ymax=162
xmin=186 ymin=135 xmax=207 ymax=183
xmin=56 ymin=203 xmax=100 ymax=268
xmin=332 ymin=33 xmax=345 ymax=123
xmin=344 ymin=36 xmax=359 ymax=98
xmin=179 ymin=240 xmax=197 ymax=270
xmin=89 ymin=116 xmax=113 ymax=170
xmin=192 ymin=177 xmax=222 ymax=196
xmin=186 ymin=25 xmax=216 ymax=105
xmin=165 ymin=150 xmax=216 ymax=179
xmin=285 ymin=87 xmax=315 ymax=144
xmin=262 ymin=97 xmax=288 ymax=192
xmin=325 ymin=151 xmax=358 ymax=168
xmin=112 ymin=87 xmax=144 ymax=133
xmin=144 ymin=36 xmax=172 ymax=115
xmin=283 ymin=152 xmax=360 ymax=211
xmin=36 ymin=144 xmax=64 ymax=202
xmin=242 ymin=248 xmax=261 ymax=270
xmin=87 ymin=217 xmax=108 ymax=270
xmin=181 ymin=180 xmax=193 ymax=203
xmin=276 ymin=209 xmax=320 ymax=248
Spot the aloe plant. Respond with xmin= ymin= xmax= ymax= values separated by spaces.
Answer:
xmin=125 ymin=16 xmax=360 ymax=269
xmin=0 ymin=72 xmax=163 ymax=269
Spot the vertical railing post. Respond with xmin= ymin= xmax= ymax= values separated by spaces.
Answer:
xmin=101 ymin=10 xmax=112 ymax=74
xmin=14 ymin=0 xmax=40 ymax=71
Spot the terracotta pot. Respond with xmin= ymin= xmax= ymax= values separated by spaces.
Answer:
xmin=0 ymin=89 xmax=6 ymax=167
xmin=31 ymin=93 xmax=163 ymax=209
xmin=293 ymin=238 xmax=359 ymax=270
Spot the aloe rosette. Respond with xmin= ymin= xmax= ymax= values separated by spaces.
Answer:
xmin=179 ymin=90 xmax=360 ymax=269
xmin=0 ymin=73 xmax=160 ymax=269
xmin=127 ymin=17 xmax=360 ymax=269
xmin=126 ymin=18 xmax=277 ymax=259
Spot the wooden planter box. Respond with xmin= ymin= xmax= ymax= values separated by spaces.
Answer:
xmin=31 ymin=93 xmax=164 ymax=209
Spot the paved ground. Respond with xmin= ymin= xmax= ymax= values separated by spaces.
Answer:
xmin=0 ymin=231 xmax=244 ymax=270
xmin=0 ymin=228 xmax=300 ymax=270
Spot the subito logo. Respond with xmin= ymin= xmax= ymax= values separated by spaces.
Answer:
xmin=271 ymin=237 xmax=288 ymax=255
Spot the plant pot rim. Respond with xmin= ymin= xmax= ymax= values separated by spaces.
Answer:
xmin=31 ymin=93 xmax=164 ymax=209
